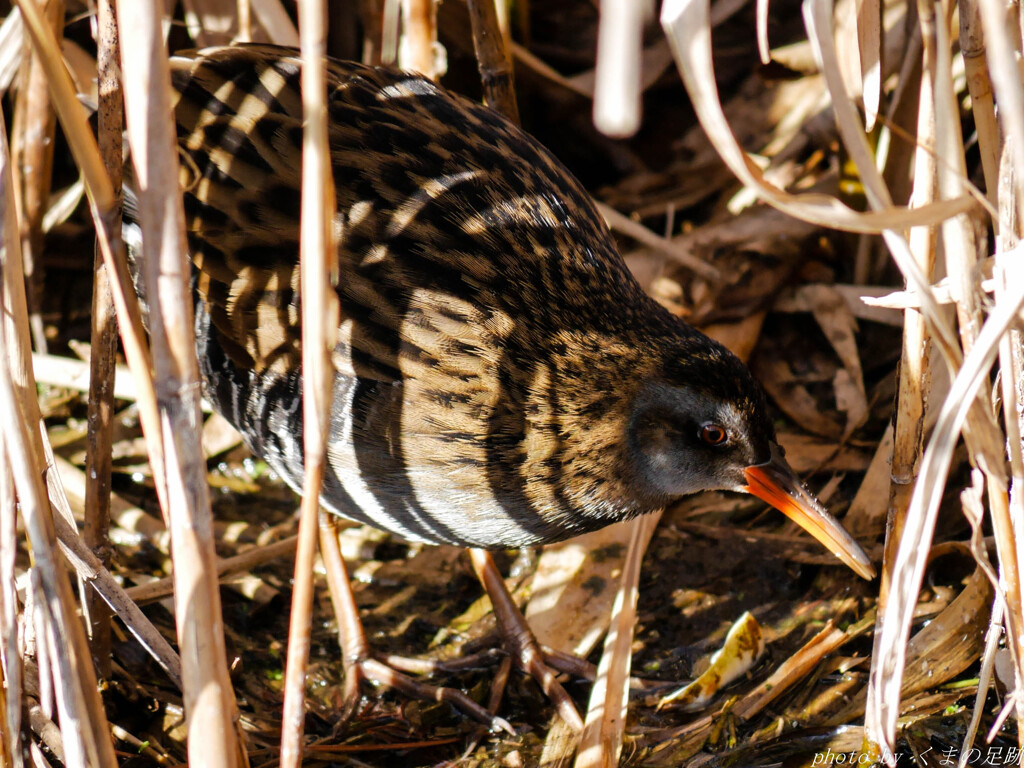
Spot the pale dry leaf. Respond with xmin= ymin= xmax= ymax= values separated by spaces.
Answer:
xmin=660 ymin=0 xmax=976 ymax=234
xmin=657 ymin=611 xmax=765 ymax=711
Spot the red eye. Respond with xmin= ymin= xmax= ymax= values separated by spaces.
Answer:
xmin=699 ymin=423 xmax=727 ymax=445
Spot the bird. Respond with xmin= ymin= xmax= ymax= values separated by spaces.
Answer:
xmin=152 ymin=43 xmax=874 ymax=729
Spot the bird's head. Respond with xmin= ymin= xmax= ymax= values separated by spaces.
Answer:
xmin=626 ymin=339 xmax=875 ymax=580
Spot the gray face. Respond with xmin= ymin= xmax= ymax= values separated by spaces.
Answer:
xmin=626 ymin=380 xmax=772 ymax=501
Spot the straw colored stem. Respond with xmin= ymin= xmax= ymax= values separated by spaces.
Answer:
xmin=934 ymin=11 xmax=1024 ymax=749
xmin=0 ymin=428 xmax=19 ymax=768
xmin=467 ymin=0 xmax=519 ymax=123
xmin=10 ymin=0 xmax=63 ymax=354
xmin=83 ymin=0 xmax=121 ymax=680
xmin=856 ymin=0 xmax=881 ymax=130
xmin=280 ymin=2 xmax=339 ymax=765
xmin=236 ymin=0 xmax=252 ymax=42
xmin=959 ymin=0 xmax=1000 ymax=212
xmin=592 ymin=0 xmax=647 ymax=137
xmin=876 ymin=0 xmax=937 ymax=627
xmin=0 ymin=107 xmax=117 ymax=768
xmin=976 ymin=0 xmax=1024 ymax=178
xmin=11 ymin=0 xmax=166 ymax=506
xmin=400 ymin=0 xmax=438 ymax=77
xmin=115 ymin=3 xmax=245 ymax=767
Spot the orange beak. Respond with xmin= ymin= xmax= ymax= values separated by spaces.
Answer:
xmin=744 ymin=445 xmax=875 ymax=580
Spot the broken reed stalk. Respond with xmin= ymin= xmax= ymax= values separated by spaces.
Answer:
xmin=467 ymin=0 xmax=519 ymax=124
xmin=114 ymin=3 xmax=244 ymax=767
xmin=83 ymin=0 xmax=121 ymax=680
xmin=280 ymin=1 xmax=339 ymax=765
xmin=400 ymin=0 xmax=438 ymax=77
xmin=236 ymin=0 xmax=252 ymax=42
xmin=592 ymin=0 xmax=647 ymax=138
xmin=10 ymin=0 xmax=63 ymax=354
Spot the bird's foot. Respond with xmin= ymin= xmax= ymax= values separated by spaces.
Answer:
xmin=320 ymin=520 xmax=513 ymax=732
xmin=339 ymin=655 xmax=514 ymax=733
xmin=469 ymin=549 xmax=585 ymax=733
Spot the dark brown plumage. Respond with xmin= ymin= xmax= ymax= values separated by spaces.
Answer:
xmin=166 ymin=45 xmax=872 ymax=575
xmin=138 ymin=43 xmax=873 ymax=726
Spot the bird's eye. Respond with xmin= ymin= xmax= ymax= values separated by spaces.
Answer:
xmin=699 ymin=423 xmax=727 ymax=445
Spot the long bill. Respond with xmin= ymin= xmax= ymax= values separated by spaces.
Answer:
xmin=743 ymin=444 xmax=876 ymax=580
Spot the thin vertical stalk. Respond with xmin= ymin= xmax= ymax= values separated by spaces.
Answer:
xmin=115 ymin=3 xmax=244 ymax=767
xmin=935 ymin=2 xmax=1023 ymax=749
xmin=0 ymin=106 xmax=117 ymax=768
xmin=467 ymin=0 xmax=519 ymax=123
xmin=12 ymin=0 xmax=167 ymax=508
xmin=873 ymin=0 xmax=935 ymax=656
xmin=960 ymin=0 xmax=1000 ymax=211
xmin=237 ymin=0 xmax=252 ymax=42
xmin=83 ymin=0 xmax=121 ymax=680
xmin=592 ymin=0 xmax=649 ymax=137
xmin=399 ymin=0 xmax=438 ymax=77
xmin=0 ymin=420 xmax=19 ymax=768
xmin=11 ymin=0 xmax=63 ymax=353
xmin=280 ymin=1 xmax=339 ymax=765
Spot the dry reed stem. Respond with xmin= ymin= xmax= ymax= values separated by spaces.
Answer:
xmin=731 ymin=621 xmax=850 ymax=719
xmin=798 ymin=0 xmax=1015 ymax=755
xmin=467 ymin=0 xmax=519 ymax=123
xmin=959 ymin=0 xmax=1000 ymax=211
xmin=665 ymin=0 xmax=1022 ymax=757
xmin=183 ymin=0 xmax=237 ymax=46
xmin=756 ymin=0 xmax=771 ymax=63
xmin=0 ymin=108 xmax=116 ymax=768
xmin=236 ymin=0 xmax=251 ymax=42
xmin=0 ymin=407 xmax=18 ymax=768
xmin=575 ymin=513 xmax=660 ymax=768
xmin=115 ymin=4 xmax=244 ymax=767
xmin=855 ymin=0 xmax=881 ymax=129
xmin=870 ymin=0 xmax=937 ymax=689
xmin=959 ymin=473 xmax=1004 ymax=766
xmin=10 ymin=0 xmax=62 ymax=354
xmin=381 ymin=0 xmax=401 ymax=64
xmin=12 ymin=0 xmax=166 ymax=505
xmin=280 ymin=2 xmax=339 ymax=764
xmin=870 ymin=274 xmax=1024 ymax=757
xmin=83 ymin=0 xmax=121 ymax=680
xmin=935 ymin=7 xmax=1024 ymax=752
xmin=399 ymin=0 xmax=438 ymax=77
xmin=976 ymin=0 xmax=1024 ymax=178
xmin=592 ymin=0 xmax=647 ymax=137
xmin=0 ymin=12 xmax=23 ymax=91
xmin=43 ymin=448 xmax=183 ymax=686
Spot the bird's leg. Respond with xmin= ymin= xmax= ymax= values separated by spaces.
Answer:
xmin=468 ymin=548 xmax=585 ymax=733
xmin=318 ymin=518 xmax=512 ymax=731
